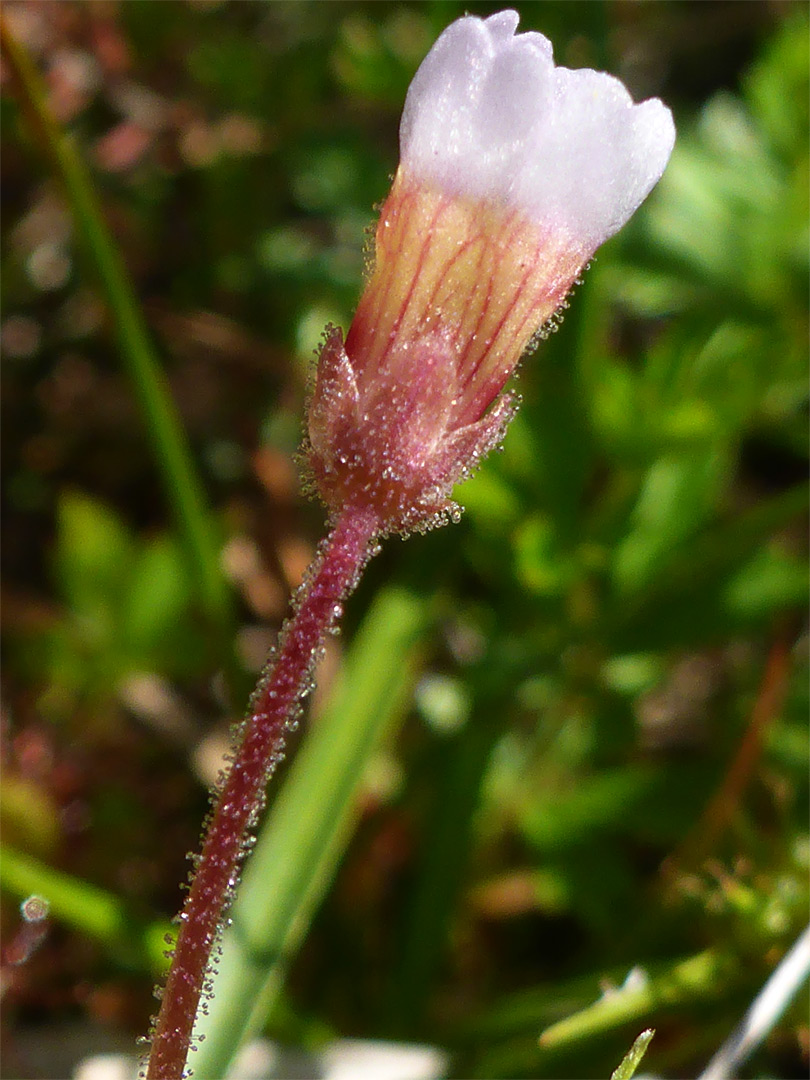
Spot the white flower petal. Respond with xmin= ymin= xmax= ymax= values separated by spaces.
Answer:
xmin=399 ymin=17 xmax=489 ymax=182
xmin=399 ymin=9 xmax=675 ymax=253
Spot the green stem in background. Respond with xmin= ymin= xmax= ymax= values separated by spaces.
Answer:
xmin=146 ymin=506 xmax=380 ymax=1080
xmin=190 ymin=586 xmax=429 ymax=1078
xmin=0 ymin=20 xmax=230 ymax=636
xmin=0 ymin=844 xmax=172 ymax=975
xmin=456 ymin=945 xmax=751 ymax=1079
xmin=537 ymin=949 xmax=733 ymax=1051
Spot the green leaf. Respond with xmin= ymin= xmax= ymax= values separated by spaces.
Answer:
xmin=723 ymin=546 xmax=809 ymax=619
xmin=746 ymin=12 xmax=810 ymax=164
xmin=519 ymin=766 xmax=659 ymax=853
xmin=609 ymin=483 xmax=809 ymax=649
xmin=514 ymin=514 xmax=574 ymax=597
xmin=122 ymin=535 xmax=193 ymax=660
xmin=612 ymin=448 xmax=731 ymax=594
xmin=55 ymin=492 xmax=133 ymax=613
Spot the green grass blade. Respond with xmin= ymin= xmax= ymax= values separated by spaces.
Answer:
xmin=388 ymin=715 xmax=500 ymax=1035
xmin=190 ymin=586 xmax=430 ymax=1078
xmin=611 ymin=1028 xmax=655 ymax=1080
xmin=1 ymin=22 xmax=230 ymax=633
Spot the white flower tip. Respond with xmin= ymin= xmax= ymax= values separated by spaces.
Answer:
xmin=400 ymin=10 xmax=675 ymax=253
xmin=483 ymin=10 xmax=520 ymax=35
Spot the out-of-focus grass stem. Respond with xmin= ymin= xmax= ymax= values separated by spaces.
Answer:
xmin=0 ymin=19 xmax=231 ymax=638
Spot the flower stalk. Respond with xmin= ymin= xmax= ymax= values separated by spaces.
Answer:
xmin=146 ymin=506 xmax=379 ymax=1080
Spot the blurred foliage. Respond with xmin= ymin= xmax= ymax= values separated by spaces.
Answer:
xmin=1 ymin=2 xmax=807 ymax=1079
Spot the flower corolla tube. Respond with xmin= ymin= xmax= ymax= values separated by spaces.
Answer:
xmin=306 ymin=9 xmax=675 ymax=535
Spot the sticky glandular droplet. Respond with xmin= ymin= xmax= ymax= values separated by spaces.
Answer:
xmin=21 ymin=895 xmax=49 ymax=922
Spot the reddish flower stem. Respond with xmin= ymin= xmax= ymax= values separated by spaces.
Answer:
xmin=146 ymin=505 xmax=380 ymax=1080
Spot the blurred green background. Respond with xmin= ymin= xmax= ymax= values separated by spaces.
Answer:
xmin=1 ymin=2 xmax=808 ymax=1078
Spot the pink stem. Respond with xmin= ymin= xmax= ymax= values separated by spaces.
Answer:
xmin=146 ymin=505 xmax=380 ymax=1080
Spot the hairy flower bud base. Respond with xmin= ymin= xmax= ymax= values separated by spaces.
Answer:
xmin=305 ymin=323 xmax=516 ymax=535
